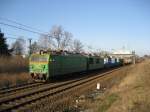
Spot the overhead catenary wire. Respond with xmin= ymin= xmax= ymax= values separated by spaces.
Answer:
xmin=5 ymin=36 xmax=27 ymax=41
xmin=0 ymin=22 xmax=46 ymax=35
xmin=2 ymin=34 xmax=31 ymax=50
xmin=5 ymin=36 xmax=18 ymax=40
xmin=4 ymin=36 xmax=33 ymax=52
xmin=0 ymin=17 xmax=46 ymax=33
xmin=0 ymin=18 xmax=47 ymax=54
xmin=0 ymin=18 xmax=57 ymax=39
xmin=0 ymin=18 xmax=52 ymax=51
xmin=4 ymin=33 xmax=24 ymax=38
xmin=5 ymin=33 xmax=33 ymax=40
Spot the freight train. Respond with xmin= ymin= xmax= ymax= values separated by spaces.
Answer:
xmin=29 ymin=51 xmax=124 ymax=81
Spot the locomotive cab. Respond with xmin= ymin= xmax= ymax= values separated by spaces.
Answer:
xmin=29 ymin=53 xmax=50 ymax=81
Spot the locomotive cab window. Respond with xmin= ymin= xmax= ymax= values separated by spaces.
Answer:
xmin=30 ymin=55 xmax=48 ymax=62
xmin=89 ymin=58 xmax=94 ymax=64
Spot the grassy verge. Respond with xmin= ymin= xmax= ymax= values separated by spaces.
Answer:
xmin=97 ymin=60 xmax=150 ymax=112
xmin=97 ymin=93 xmax=119 ymax=112
xmin=0 ymin=56 xmax=30 ymax=88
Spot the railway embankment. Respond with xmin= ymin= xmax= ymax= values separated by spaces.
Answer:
xmin=74 ymin=59 xmax=150 ymax=112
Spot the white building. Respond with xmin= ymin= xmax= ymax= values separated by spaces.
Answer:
xmin=110 ymin=48 xmax=135 ymax=64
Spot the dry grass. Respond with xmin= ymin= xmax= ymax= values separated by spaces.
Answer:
xmin=97 ymin=93 xmax=119 ymax=112
xmin=111 ymin=61 xmax=150 ymax=112
xmin=0 ymin=56 xmax=28 ymax=73
xmin=0 ymin=73 xmax=31 ymax=88
xmin=0 ymin=56 xmax=30 ymax=88
xmin=96 ymin=60 xmax=150 ymax=112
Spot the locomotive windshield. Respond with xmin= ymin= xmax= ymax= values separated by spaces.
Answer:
xmin=30 ymin=55 xmax=49 ymax=62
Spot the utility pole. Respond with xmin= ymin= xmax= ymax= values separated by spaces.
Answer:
xmin=28 ymin=38 xmax=32 ymax=55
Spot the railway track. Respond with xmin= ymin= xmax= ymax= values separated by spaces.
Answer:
xmin=0 ymin=75 xmax=93 ymax=111
xmin=0 ymin=73 xmax=92 ymax=98
xmin=0 ymin=82 xmax=43 ymax=98
xmin=0 ymin=82 xmax=39 ymax=93
xmin=0 ymin=67 xmax=123 ymax=112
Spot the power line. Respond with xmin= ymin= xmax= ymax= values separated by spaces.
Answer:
xmin=5 ymin=33 xmax=24 ymax=38
xmin=0 ymin=17 xmax=46 ymax=33
xmin=0 ymin=22 xmax=45 ymax=35
xmin=5 ymin=36 xmax=18 ymax=40
xmin=5 ymin=36 xmax=27 ymax=40
xmin=5 ymin=36 xmax=32 ymax=55
xmin=5 ymin=36 xmax=24 ymax=41
xmin=5 ymin=33 xmax=30 ymax=39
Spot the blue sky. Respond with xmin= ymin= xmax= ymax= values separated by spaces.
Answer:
xmin=0 ymin=0 xmax=150 ymax=55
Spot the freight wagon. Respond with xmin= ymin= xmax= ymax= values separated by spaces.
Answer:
xmin=104 ymin=57 xmax=124 ymax=67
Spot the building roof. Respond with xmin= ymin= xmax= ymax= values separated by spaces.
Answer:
xmin=112 ymin=49 xmax=132 ymax=55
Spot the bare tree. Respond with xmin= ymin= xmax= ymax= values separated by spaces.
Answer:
xmin=11 ymin=37 xmax=25 ymax=55
xmin=71 ymin=39 xmax=84 ymax=53
xmin=38 ymin=34 xmax=54 ymax=50
xmin=50 ymin=25 xmax=72 ymax=50
xmin=50 ymin=25 xmax=63 ymax=50
xmin=38 ymin=25 xmax=72 ymax=51
xmin=60 ymin=31 xmax=72 ymax=50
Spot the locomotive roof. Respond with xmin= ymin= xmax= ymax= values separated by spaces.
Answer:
xmin=31 ymin=51 xmax=103 ymax=58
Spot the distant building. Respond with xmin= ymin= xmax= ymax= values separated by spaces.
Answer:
xmin=110 ymin=49 xmax=134 ymax=58
xmin=110 ymin=48 xmax=136 ymax=64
